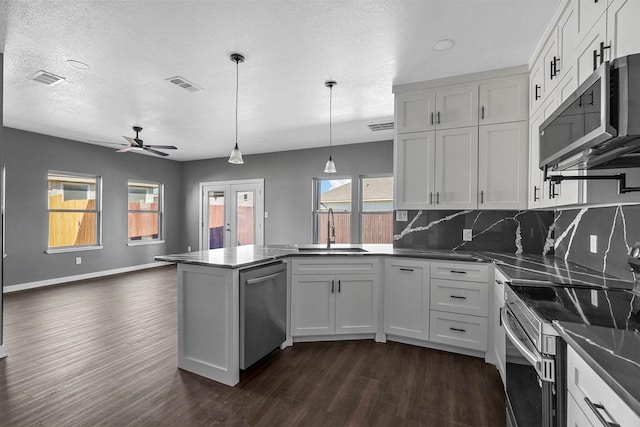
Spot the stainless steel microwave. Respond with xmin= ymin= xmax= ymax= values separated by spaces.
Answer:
xmin=539 ymin=53 xmax=640 ymax=172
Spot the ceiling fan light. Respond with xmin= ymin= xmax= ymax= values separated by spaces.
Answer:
xmin=324 ymin=156 xmax=336 ymax=174
xmin=228 ymin=143 xmax=244 ymax=164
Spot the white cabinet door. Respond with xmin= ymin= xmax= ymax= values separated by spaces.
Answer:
xmin=394 ymin=131 xmax=436 ymax=209
xmin=435 ymin=85 xmax=479 ymax=130
xmin=479 ymin=76 xmax=528 ymax=125
xmin=567 ymin=391 xmax=596 ymax=427
xmin=395 ymin=90 xmax=436 ymax=134
xmin=335 ymin=274 xmax=379 ymax=334
xmin=543 ymin=29 xmax=560 ymax=95
xmin=384 ymin=259 xmax=430 ymax=340
xmin=493 ymin=277 xmax=506 ymax=388
xmin=575 ymin=14 xmax=609 ymax=86
xmin=530 ymin=54 xmax=545 ymax=113
xmin=291 ymin=275 xmax=335 ymax=336
xmin=434 ymin=127 xmax=478 ymax=209
xmin=528 ymin=110 xmax=544 ymax=209
xmin=578 ymin=0 xmax=608 ymax=38
xmin=557 ymin=0 xmax=579 ymax=81
xmin=607 ymin=0 xmax=640 ymax=59
xmin=478 ymin=122 xmax=528 ymax=210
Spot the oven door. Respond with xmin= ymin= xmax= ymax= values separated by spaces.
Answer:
xmin=502 ymin=307 xmax=556 ymax=427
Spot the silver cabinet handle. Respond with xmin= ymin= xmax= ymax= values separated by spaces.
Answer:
xmin=501 ymin=308 xmax=540 ymax=368
xmin=584 ymin=397 xmax=620 ymax=427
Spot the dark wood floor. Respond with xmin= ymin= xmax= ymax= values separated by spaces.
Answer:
xmin=0 ymin=266 xmax=505 ymax=426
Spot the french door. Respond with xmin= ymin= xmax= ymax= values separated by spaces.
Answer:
xmin=200 ymin=179 xmax=264 ymax=250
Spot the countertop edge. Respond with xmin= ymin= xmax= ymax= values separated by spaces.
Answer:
xmin=552 ymin=321 xmax=640 ymax=418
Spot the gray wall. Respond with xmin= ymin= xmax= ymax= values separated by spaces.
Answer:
xmin=181 ymin=140 xmax=393 ymax=249
xmin=3 ymin=128 xmax=183 ymax=286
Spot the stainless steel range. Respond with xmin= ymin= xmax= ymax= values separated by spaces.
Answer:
xmin=503 ymin=279 xmax=639 ymax=427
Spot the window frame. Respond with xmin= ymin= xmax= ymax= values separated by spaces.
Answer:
xmin=359 ymin=174 xmax=394 ymax=244
xmin=46 ymin=170 xmax=103 ymax=253
xmin=312 ymin=177 xmax=353 ymax=244
xmin=126 ymin=180 xmax=164 ymax=246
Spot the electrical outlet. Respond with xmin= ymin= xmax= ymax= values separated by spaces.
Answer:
xmin=396 ymin=210 xmax=408 ymax=221
xmin=264 ymin=211 xmax=269 ymax=218
xmin=75 ymin=257 xmax=82 ymax=265
xmin=463 ymin=229 xmax=473 ymax=241
xmin=187 ymin=246 xmax=191 ymax=252
xmin=590 ymin=235 xmax=598 ymax=254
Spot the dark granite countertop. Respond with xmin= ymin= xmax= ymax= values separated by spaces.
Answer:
xmin=154 ymin=244 xmax=487 ymax=269
xmin=553 ymin=321 xmax=640 ymax=417
xmin=488 ymin=252 xmax=636 ymax=290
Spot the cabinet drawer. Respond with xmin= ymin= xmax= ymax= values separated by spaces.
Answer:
xmin=429 ymin=311 xmax=488 ymax=351
xmin=567 ymin=390 xmax=595 ymax=427
xmin=430 ymin=261 xmax=489 ymax=282
xmin=430 ymin=278 xmax=488 ymax=317
xmin=292 ymin=257 xmax=379 ymax=275
xmin=567 ymin=346 xmax=640 ymax=426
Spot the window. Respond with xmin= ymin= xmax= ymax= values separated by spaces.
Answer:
xmin=128 ymin=181 xmax=162 ymax=242
xmin=48 ymin=172 xmax=100 ymax=250
xmin=313 ymin=178 xmax=352 ymax=244
xmin=360 ymin=176 xmax=394 ymax=243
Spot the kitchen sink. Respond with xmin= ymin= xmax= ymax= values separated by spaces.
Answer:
xmin=297 ymin=247 xmax=369 ymax=253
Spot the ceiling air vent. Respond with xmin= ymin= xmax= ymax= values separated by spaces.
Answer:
xmin=28 ymin=70 xmax=66 ymax=86
xmin=166 ymin=76 xmax=203 ymax=92
xmin=367 ymin=121 xmax=394 ymax=132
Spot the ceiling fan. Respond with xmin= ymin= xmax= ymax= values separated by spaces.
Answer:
xmin=118 ymin=126 xmax=177 ymax=157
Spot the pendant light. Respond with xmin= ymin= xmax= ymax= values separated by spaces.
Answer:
xmin=228 ymin=53 xmax=245 ymax=164
xmin=324 ymin=80 xmax=337 ymax=174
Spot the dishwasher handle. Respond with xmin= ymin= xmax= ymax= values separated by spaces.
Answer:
xmin=245 ymin=271 xmax=284 ymax=285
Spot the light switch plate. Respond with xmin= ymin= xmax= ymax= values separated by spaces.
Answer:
xmin=590 ymin=235 xmax=598 ymax=254
xmin=463 ymin=229 xmax=473 ymax=241
xmin=396 ymin=210 xmax=408 ymax=221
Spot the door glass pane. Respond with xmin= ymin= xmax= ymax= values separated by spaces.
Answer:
xmin=236 ymin=190 xmax=255 ymax=246
xmin=208 ymin=190 xmax=225 ymax=249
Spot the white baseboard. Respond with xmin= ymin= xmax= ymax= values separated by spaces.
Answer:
xmin=3 ymin=261 xmax=172 ymax=294
xmin=0 ymin=344 xmax=6 ymax=359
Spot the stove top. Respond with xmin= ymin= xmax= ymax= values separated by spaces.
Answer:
xmin=509 ymin=285 xmax=640 ymax=332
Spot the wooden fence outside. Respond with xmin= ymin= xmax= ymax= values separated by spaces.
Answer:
xmin=317 ymin=212 xmax=393 ymax=244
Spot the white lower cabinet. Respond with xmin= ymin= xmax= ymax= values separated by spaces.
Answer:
xmin=567 ymin=391 xmax=595 ymax=427
xmin=291 ymin=258 xmax=379 ymax=337
xmin=428 ymin=311 xmax=488 ymax=352
xmin=383 ymin=258 xmax=430 ymax=340
xmin=567 ymin=346 xmax=640 ymax=426
xmin=492 ymin=271 xmax=506 ymax=388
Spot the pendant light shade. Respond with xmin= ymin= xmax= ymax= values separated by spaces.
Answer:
xmin=323 ymin=80 xmax=337 ymax=173
xmin=228 ymin=53 xmax=245 ymax=165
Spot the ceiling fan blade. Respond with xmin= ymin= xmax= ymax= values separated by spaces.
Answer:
xmin=87 ymin=140 xmax=129 ymax=147
xmin=117 ymin=147 xmax=134 ymax=153
xmin=122 ymin=136 xmax=141 ymax=147
xmin=144 ymin=145 xmax=177 ymax=150
xmin=143 ymin=147 xmax=169 ymax=157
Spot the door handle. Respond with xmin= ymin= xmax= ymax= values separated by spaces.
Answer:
xmin=535 ymin=84 xmax=541 ymax=100
xmin=437 ymin=111 xmax=441 ymax=124
xmin=533 ymin=186 xmax=540 ymax=201
xmin=480 ymin=106 xmax=485 ymax=120
xmin=436 ymin=192 xmax=440 ymax=204
xmin=330 ymin=279 xmax=335 ymax=294
xmin=430 ymin=112 xmax=434 ymax=125
xmin=480 ymin=190 xmax=484 ymax=204
xmin=399 ymin=268 xmax=414 ymax=272
xmin=450 ymin=295 xmax=467 ymax=300
xmin=245 ymin=271 xmax=284 ymax=285
xmin=338 ymin=279 xmax=341 ymax=293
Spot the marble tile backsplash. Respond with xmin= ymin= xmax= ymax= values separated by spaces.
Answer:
xmin=393 ymin=210 xmax=556 ymax=255
xmin=554 ymin=204 xmax=640 ymax=281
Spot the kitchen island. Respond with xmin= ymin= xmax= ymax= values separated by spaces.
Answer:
xmin=155 ymin=244 xmax=488 ymax=386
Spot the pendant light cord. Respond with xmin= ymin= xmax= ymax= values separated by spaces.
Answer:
xmin=235 ymin=58 xmax=239 ymax=147
xmin=329 ymin=84 xmax=332 ymax=157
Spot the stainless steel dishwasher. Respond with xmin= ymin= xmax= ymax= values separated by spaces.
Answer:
xmin=239 ymin=261 xmax=287 ymax=369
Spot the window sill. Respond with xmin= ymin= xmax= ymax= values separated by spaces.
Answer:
xmin=46 ymin=246 xmax=104 ymax=254
xmin=127 ymin=240 xmax=165 ymax=247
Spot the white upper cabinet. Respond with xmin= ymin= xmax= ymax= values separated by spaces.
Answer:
xmin=530 ymin=54 xmax=546 ymax=113
xmin=434 ymin=127 xmax=479 ymax=210
xmin=479 ymin=76 xmax=528 ymax=125
xmin=543 ymin=30 xmax=560 ymax=95
xmin=395 ymin=71 xmax=529 ymax=211
xmin=395 ymin=90 xmax=437 ymax=134
xmin=578 ymin=0 xmax=607 ymax=37
xmin=478 ymin=122 xmax=528 ymax=210
xmin=435 ymin=85 xmax=479 ymax=130
xmin=607 ymin=0 xmax=640 ymax=59
xmin=394 ymin=131 xmax=436 ymax=209
xmin=575 ymin=13 xmax=608 ymax=86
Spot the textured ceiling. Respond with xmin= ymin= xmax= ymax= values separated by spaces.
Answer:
xmin=0 ymin=0 xmax=561 ymax=161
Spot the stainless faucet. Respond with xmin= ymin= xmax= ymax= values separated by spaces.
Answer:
xmin=327 ymin=208 xmax=336 ymax=249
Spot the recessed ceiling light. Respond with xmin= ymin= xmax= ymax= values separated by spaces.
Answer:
xmin=432 ymin=39 xmax=455 ymax=52
xmin=67 ymin=60 xmax=90 ymax=70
